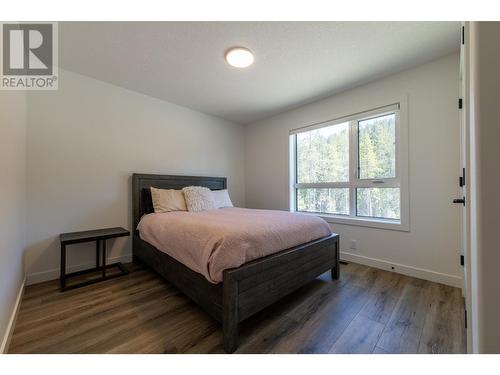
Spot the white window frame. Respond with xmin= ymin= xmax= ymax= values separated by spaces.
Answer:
xmin=289 ymin=98 xmax=409 ymax=231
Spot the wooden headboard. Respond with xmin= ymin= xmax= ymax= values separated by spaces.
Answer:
xmin=132 ymin=173 xmax=227 ymax=232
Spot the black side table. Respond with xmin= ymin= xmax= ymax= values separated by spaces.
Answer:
xmin=59 ymin=227 xmax=130 ymax=291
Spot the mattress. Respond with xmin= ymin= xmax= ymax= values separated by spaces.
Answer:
xmin=137 ymin=207 xmax=332 ymax=283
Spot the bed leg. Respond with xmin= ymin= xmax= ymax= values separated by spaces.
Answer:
xmin=223 ymin=273 xmax=239 ymax=354
xmin=132 ymin=254 xmax=141 ymax=264
xmin=223 ymin=317 xmax=238 ymax=354
xmin=331 ymin=266 xmax=340 ymax=280
xmin=331 ymin=237 xmax=340 ymax=280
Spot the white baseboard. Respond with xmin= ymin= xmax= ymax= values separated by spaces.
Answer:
xmin=340 ymin=251 xmax=463 ymax=288
xmin=26 ymin=254 xmax=132 ymax=286
xmin=1 ymin=277 xmax=25 ymax=354
xmin=25 ymin=251 xmax=461 ymax=288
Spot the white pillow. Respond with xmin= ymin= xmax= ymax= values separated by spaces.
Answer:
xmin=182 ymin=186 xmax=216 ymax=212
xmin=150 ymin=187 xmax=187 ymax=213
xmin=212 ymin=189 xmax=233 ymax=208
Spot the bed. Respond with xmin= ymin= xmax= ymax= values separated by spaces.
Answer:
xmin=132 ymin=173 xmax=339 ymax=353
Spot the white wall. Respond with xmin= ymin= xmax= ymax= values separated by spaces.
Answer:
xmin=0 ymin=91 xmax=27 ymax=351
xmin=245 ymin=53 xmax=462 ymax=287
xmin=468 ymin=21 xmax=500 ymax=354
xmin=25 ymin=69 xmax=246 ymax=284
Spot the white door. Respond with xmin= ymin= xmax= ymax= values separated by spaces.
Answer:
xmin=458 ymin=22 xmax=472 ymax=353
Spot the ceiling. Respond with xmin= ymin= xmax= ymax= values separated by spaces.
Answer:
xmin=59 ymin=22 xmax=460 ymax=124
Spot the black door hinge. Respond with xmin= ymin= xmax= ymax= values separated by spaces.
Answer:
xmin=465 ymin=309 xmax=468 ymax=329
xmin=459 ymin=98 xmax=463 ymax=109
xmin=460 ymin=255 xmax=465 ymax=266
xmin=459 ymin=167 xmax=466 ymax=187
xmin=462 ymin=26 xmax=465 ymax=45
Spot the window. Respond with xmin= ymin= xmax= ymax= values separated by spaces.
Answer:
xmin=290 ymin=102 xmax=408 ymax=230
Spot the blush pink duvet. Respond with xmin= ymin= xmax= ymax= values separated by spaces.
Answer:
xmin=137 ymin=207 xmax=332 ymax=283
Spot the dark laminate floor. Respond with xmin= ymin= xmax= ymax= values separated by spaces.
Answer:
xmin=8 ymin=262 xmax=466 ymax=354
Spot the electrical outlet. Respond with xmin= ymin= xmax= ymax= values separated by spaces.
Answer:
xmin=350 ymin=240 xmax=357 ymax=250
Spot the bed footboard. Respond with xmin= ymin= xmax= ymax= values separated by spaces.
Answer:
xmin=222 ymin=233 xmax=339 ymax=353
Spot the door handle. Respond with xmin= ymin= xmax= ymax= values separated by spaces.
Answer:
xmin=453 ymin=197 xmax=466 ymax=206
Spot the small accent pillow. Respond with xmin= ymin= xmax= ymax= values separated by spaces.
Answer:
xmin=182 ymin=186 xmax=216 ymax=212
xmin=150 ymin=187 xmax=187 ymax=213
xmin=212 ymin=189 xmax=233 ymax=209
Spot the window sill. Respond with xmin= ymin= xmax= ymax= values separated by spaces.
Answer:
xmin=298 ymin=212 xmax=409 ymax=232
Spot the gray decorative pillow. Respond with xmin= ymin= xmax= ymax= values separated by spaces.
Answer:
xmin=182 ymin=186 xmax=216 ymax=212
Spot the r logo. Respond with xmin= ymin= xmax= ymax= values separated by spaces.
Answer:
xmin=2 ymin=23 xmax=53 ymax=76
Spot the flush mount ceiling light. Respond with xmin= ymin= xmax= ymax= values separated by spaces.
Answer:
xmin=225 ymin=47 xmax=254 ymax=68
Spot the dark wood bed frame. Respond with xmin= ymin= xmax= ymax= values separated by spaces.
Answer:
xmin=132 ymin=173 xmax=339 ymax=353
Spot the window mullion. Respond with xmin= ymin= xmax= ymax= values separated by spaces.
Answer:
xmin=295 ymin=182 xmax=350 ymax=189
xmin=349 ymin=120 xmax=358 ymax=217
xmin=290 ymin=134 xmax=297 ymax=211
